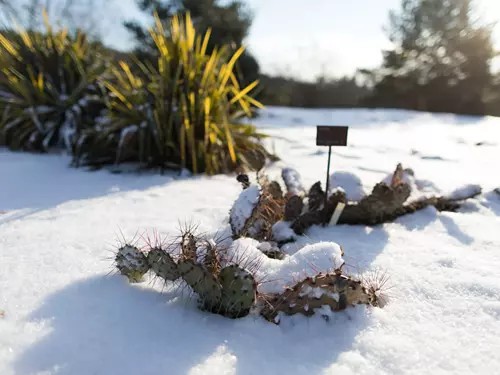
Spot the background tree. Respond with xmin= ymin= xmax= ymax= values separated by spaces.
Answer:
xmin=125 ymin=0 xmax=260 ymax=85
xmin=361 ymin=0 xmax=497 ymax=115
xmin=0 ymin=0 xmax=115 ymax=39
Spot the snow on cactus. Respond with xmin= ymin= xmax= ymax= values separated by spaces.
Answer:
xmin=112 ymin=230 xmax=382 ymax=322
xmin=329 ymin=171 xmax=366 ymax=201
xmin=271 ymin=221 xmax=296 ymax=244
xmin=229 ymin=184 xmax=261 ymax=237
xmin=226 ymin=239 xmax=346 ymax=293
xmin=281 ymin=167 xmax=306 ymax=196
xmin=444 ymin=184 xmax=482 ymax=201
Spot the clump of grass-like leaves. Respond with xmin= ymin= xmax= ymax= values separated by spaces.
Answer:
xmin=0 ymin=11 xmax=107 ymax=151
xmin=73 ymin=13 xmax=271 ymax=174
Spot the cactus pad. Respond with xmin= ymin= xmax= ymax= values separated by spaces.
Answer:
xmin=147 ymin=248 xmax=179 ymax=281
xmin=260 ymin=271 xmax=375 ymax=324
xmin=115 ymin=245 xmax=150 ymax=283
xmin=219 ymin=265 xmax=257 ymax=318
xmin=178 ymin=260 xmax=222 ymax=310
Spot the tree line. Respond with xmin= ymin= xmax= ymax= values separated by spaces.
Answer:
xmin=1 ymin=0 xmax=499 ymax=116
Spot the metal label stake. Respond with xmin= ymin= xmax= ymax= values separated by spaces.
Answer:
xmin=316 ymin=126 xmax=349 ymax=210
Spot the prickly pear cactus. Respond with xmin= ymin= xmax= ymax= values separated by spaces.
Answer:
xmin=259 ymin=271 xmax=378 ymax=324
xmin=115 ymin=245 xmax=150 ymax=283
xmin=218 ymin=265 xmax=257 ymax=318
xmin=178 ymin=259 xmax=222 ymax=311
xmin=147 ymin=248 xmax=179 ymax=281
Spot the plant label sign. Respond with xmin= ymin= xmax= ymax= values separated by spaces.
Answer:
xmin=316 ymin=125 xmax=349 ymax=225
xmin=316 ymin=126 xmax=349 ymax=146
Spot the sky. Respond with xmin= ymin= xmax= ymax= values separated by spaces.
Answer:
xmin=99 ymin=0 xmax=500 ymax=81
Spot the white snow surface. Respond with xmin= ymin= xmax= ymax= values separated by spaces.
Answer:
xmin=1 ymin=107 xmax=500 ymax=375
xmin=329 ymin=171 xmax=366 ymax=201
xmin=271 ymin=220 xmax=296 ymax=243
xmin=444 ymin=184 xmax=482 ymax=201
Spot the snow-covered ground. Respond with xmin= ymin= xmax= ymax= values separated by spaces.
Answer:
xmin=1 ymin=107 xmax=500 ymax=375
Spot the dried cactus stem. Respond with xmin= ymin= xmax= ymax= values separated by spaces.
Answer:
xmin=181 ymin=233 xmax=198 ymax=261
xmin=284 ymin=195 xmax=304 ymax=222
xmin=290 ymin=179 xmax=478 ymax=233
xmin=230 ymin=181 xmax=285 ymax=241
xmin=307 ymin=181 xmax=325 ymax=211
xmin=202 ymin=239 xmax=223 ymax=275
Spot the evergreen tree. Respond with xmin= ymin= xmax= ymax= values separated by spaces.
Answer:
xmin=362 ymin=0 xmax=497 ymax=115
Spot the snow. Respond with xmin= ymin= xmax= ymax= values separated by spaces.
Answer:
xmin=444 ymin=184 xmax=482 ymax=201
xmin=229 ymin=184 xmax=260 ymax=235
xmin=329 ymin=171 xmax=366 ymax=201
xmin=271 ymin=220 xmax=296 ymax=243
xmin=281 ymin=167 xmax=305 ymax=196
xmin=1 ymin=107 xmax=500 ymax=374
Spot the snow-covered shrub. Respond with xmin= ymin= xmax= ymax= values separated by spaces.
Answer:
xmin=0 ymin=13 xmax=108 ymax=152
xmin=73 ymin=13 xmax=271 ymax=174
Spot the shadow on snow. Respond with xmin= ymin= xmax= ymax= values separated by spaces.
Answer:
xmin=15 ymin=275 xmax=374 ymax=375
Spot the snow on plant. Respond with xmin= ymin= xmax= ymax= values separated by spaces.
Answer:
xmin=0 ymin=11 xmax=107 ymax=151
xmin=329 ymin=171 xmax=366 ymax=201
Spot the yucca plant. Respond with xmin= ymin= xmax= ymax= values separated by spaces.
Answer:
xmin=74 ymin=13 xmax=271 ymax=174
xmin=0 ymin=11 xmax=108 ymax=151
